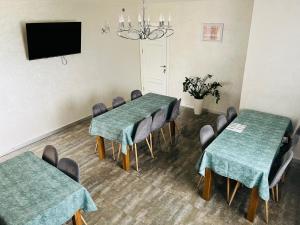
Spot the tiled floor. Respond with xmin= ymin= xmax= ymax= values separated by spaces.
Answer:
xmin=3 ymin=107 xmax=300 ymax=225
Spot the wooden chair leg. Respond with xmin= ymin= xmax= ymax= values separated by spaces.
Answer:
xmin=275 ymin=184 xmax=279 ymax=202
xmin=111 ymin=142 xmax=115 ymax=160
xmin=146 ymin=138 xmax=154 ymax=158
xmin=265 ymin=201 xmax=269 ymax=224
xmin=117 ymin=144 xmax=122 ymax=161
xmin=160 ymin=128 xmax=167 ymax=144
xmin=134 ymin=144 xmax=139 ymax=171
xmin=168 ymin=123 xmax=172 ymax=144
xmin=150 ymin=133 xmax=153 ymax=151
xmin=81 ymin=214 xmax=88 ymax=225
xmin=271 ymin=187 xmax=275 ymax=201
xmin=229 ymin=181 xmax=240 ymax=206
xmin=227 ymin=178 xmax=230 ymax=203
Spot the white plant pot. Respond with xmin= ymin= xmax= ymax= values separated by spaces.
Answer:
xmin=194 ymin=99 xmax=204 ymax=115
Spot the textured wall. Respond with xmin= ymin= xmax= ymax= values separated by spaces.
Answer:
xmin=240 ymin=0 xmax=300 ymax=159
xmin=147 ymin=0 xmax=254 ymax=113
xmin=0 ymin=0 xmax=141 ymax=156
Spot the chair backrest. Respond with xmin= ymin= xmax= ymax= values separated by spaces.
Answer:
xmin=42 ymin=145 xmax=58 ymax=167
xmin=226 ymin=106 xmax=237 ymax=123
xmin=92 ymin=103 xmax=108 ymax=118
xmin=112 ymin=96 xmax=126 ymax=109
xmin=269 ymin=149 xmax=294 ymax=188
xmin=58 ymin=158 xmax=80 ymax=182
xmin=151 ymin=109 xmax=167 ymax=132
xmin=215 ymin=114 xmax=227 ymax=134
xmin=131 ymin=90 xmax=142 ymax=100
xmin=133 ymin=117 xmax=152 ymax=144
xmin=200 ymin=125 xmax=215 ymax=150
xmin=168 ymin=99 xmax=181 ymax=122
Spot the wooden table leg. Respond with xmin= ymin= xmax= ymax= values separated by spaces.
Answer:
xmin=96 ymin=136 xmax=105 ymax=160
xmin=72 ymin=210 xmax=83 ymax=225
xmin=122 ymin=145 xmax=130 ymax=171
xmin=202 ymin=168 xmax=213 ymax=200
xmin=170 ymin=121 xmax=176 ymax=144
xmin=247 ymin=187 xmax=259 ymax=222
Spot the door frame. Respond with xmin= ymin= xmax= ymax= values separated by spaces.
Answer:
xmin=139 ymin=37 xmax=170 ymax=95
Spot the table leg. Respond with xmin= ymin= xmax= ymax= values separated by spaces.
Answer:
xmin=247 ymin=187 xmax=259 ymax=222
xmin=170 ymin=121 xmax=176 ymax=143
xmin=72 ymin=210 xmax=83 ymax=225
xmin=122 ymin=146 xmax=130 ymax=171
xmin=96 ymin=136 xmax=105 ymax=160
xmin=202 ymin=168 xmax=213 ymax=200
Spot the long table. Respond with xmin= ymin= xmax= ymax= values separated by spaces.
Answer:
xmin=89 ymin=93 xmax=177 ymax=171
xmin=199 ymin=109 xmax=292 ymax=222
xmin=0 ymin=152 xmax=97 ymax=225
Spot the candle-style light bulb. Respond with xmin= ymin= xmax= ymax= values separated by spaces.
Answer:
xmin=127 ymin=16 xmax=132 ymax=28
xmin=159 ymin=14 xmax=163 ymax=22
xmin=168 ymin=15 xmax=171 ymax=26
xmin=119 ymin=15 xmax=125 ymax=23
xmin=119 ymin=15 xmax=125 ymax=29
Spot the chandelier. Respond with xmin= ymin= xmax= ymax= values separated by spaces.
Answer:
xmin=117 ymin=0 xmax=174 ymax=40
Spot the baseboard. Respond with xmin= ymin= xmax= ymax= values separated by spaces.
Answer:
xmin=181 ymin=103 xmax=225 ymax=115
xmin=0 ymin=115 xmax=92 ymax=159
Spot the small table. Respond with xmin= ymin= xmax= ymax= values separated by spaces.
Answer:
xmin=0 ymin=152 xmax=97 ymax=225
xmin=199 ymin=109 xmax=292 ymax=222
xmin=89 ymin=93 xmax=177 ymax=171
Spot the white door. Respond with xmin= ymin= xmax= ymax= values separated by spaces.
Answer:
xmin=140 ymin=38 xmax=168 ymax=95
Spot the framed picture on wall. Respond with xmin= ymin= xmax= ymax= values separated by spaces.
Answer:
xmin=203 ymin=23 xmax=224 ymax=41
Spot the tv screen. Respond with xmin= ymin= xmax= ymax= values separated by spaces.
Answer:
xmin=26 ymin=22 xmax=81 ymax=60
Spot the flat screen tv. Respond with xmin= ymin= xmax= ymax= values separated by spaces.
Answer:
xmin=26 ymin=22 xmax=81 ymax=60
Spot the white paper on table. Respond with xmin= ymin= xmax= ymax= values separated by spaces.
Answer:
xmin=226 ymin=123 xmax=247 ymax=133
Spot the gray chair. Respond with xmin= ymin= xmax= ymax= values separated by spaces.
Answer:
xmin=92 ymin=103 xmax=108 ymax=118
xmin=112 ymin=96 xmax=126 ymax=109
xmin=195 ymin=125 xmax=216 ymax=187
xmin=195 ymin=125 xmax=215 ymax=173
xmin=228 ymin=148 xmax=295 ymax=223
xmin=150 ymin=109 xmax=168 ymax=149
xmin=215 ymin=114 xmax=227 ymax=135
xmin=226 ymin=106 xmax=237 ymax=123
xmin=131 ymin=90 xmax=142 ymax=100
xmin=58 ymin=158 xmax=88 ymax=225
xmin=58 ymin=158 xmax=80 ymax=182
xmin=42 ymin=145 xmax=58 ymax=167
xmin=130 ymin=117 xmax=154 ymax=171
xmin=92 ymin=103 xmax=116 ymax=160
xmin=166 ymin=99 xmax=181 ymax=143
xmin=266 ymin=149 xmax=294 ymax=223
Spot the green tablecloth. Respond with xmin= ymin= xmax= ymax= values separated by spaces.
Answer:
xmin=199 ymin=109 xmax=292 ymax=201
xmin=0 ymin=152 xmax=97 ymax=225
xmin=89 ymin=93 xmax=177 ymax=153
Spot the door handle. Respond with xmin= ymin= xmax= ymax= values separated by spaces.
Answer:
xmin=160 ymin=65 xmax=167 ymax=68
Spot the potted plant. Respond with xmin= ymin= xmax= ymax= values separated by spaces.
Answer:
xmin=183 ymin=74 xmax=222 ymax=115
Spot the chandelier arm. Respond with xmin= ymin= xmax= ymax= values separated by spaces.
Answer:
xmin=117 ymin=0 xmax=174 ymax=40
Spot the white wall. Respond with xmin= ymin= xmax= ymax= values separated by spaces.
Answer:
xmin=147 ymin=0 xmax=254 ymax=113
xmin=240 ymin=0 xmax=300 ymax=159
xmin=0 ymin=0 xmax=141 ymax=156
